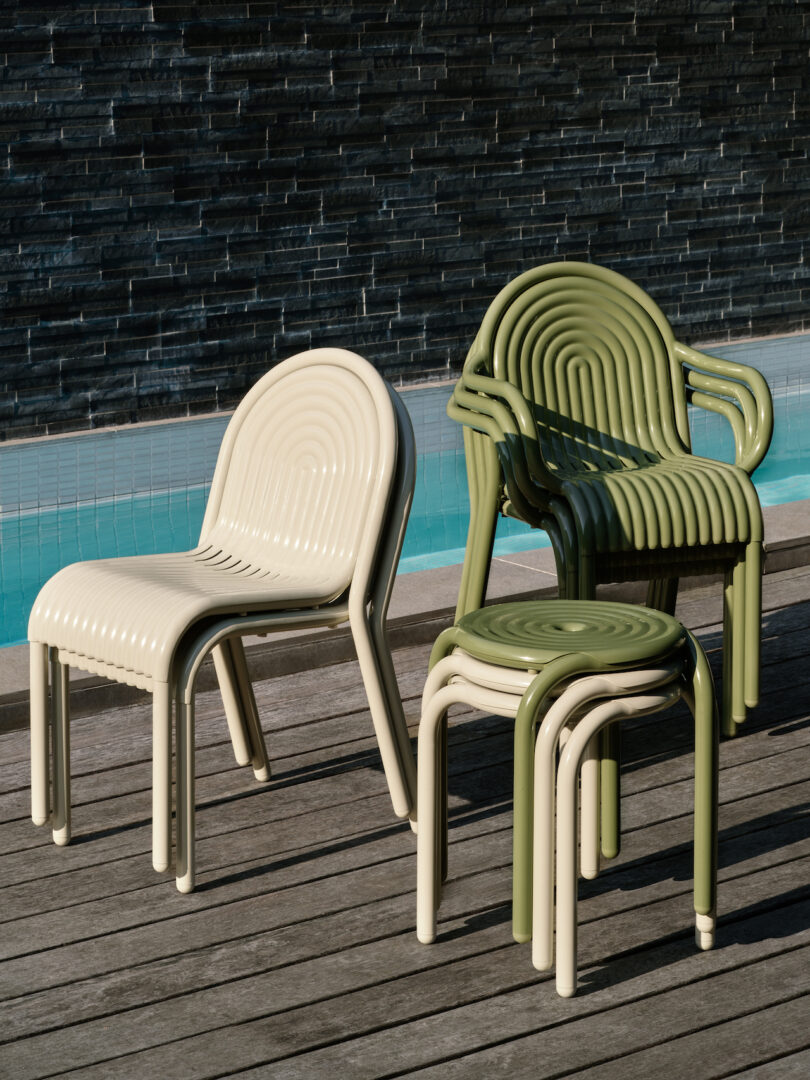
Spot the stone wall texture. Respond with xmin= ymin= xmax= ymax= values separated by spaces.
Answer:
xmin=1 ymin=1 xmax=809 ymax=437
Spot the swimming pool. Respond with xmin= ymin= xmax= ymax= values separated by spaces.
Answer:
xmin=1 ymin=334 xmax=809 ymax=648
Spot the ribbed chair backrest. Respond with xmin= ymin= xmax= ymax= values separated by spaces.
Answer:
xmin=198 ymin=347 xmax=398 ymax=603
xmin=467 ymin=262 xmax=693 ymax=472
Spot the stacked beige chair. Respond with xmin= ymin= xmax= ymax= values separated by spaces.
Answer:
xmin=449 ymin=261 xmax=773 ymax=740
xmin=29 ymin=347 xmax=417 ymax=892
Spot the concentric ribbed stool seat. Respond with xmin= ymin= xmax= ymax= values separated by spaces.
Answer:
xmin=415 ymin=599 xmax=719 ymax=996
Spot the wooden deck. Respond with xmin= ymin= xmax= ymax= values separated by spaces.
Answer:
xmin=2 ymin=565 xmax=810 ymax=1078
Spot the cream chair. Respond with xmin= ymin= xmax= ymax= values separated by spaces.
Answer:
xmin=29 ymin=348 xmax=417 ymax=891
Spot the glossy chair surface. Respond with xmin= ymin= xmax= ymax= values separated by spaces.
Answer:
xmin=416 ymin=599 xmax=718 ymax=951
xmin=449 ymin=261 xmax=772 ymax=736
xmin=29 ymin=347 xmax=417 ymax=891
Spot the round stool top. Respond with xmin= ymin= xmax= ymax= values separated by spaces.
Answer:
xmin=452 ymin=600 xmax=685 ymax=670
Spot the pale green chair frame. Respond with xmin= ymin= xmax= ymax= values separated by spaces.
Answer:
xmin=449 ymin=262 xmax=773 ymax=741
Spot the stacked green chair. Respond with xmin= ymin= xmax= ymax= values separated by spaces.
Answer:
xmin=449 ymin=262 xmax=773 ymax=740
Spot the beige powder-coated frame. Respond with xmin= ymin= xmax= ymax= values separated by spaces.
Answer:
xmin=29 ymin=348 xmax=417 ymax=891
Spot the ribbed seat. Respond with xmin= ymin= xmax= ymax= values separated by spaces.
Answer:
xmin=30 ymin=550 xmax=349 ymax=686
xmin=557 ymin=454 xmax=759 ymax=551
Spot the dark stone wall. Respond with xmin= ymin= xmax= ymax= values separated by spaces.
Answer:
xmin=1 ymin=1 xmax=809 ymax=437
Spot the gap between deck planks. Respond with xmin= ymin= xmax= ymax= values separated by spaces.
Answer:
xmin=0 ymin=566 xmax=809 ymax=1078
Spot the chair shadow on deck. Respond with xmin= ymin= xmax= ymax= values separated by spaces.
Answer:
xmin=575 ymin=882 xmax=810 ymax=997
xmin=63 ymin=590 xmax=808 ymax=899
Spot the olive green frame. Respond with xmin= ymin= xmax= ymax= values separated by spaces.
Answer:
xmin=449 ymin=262 xmax=773 ymax=740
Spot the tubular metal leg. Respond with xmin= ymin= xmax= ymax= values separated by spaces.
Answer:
xmin=30 ymin=643 xmax=51 ymax=828
xmin=370 ymin=612 xmax=419 ymax=828
xmin=556 ymin=689 xmax=681 ymax=997
xmin=531 ymin=666 xmax=681 ymax=973
xmin=599 ymin=722 xmax=621 ymax=860
xmin=731 ymin=558 xmax=746 ymax=725
xmin=351 ymin=610 xmax=415 ymax=820
xmin=227 ymin=637 xmax=271 ymax=781
xmin=211 ymin=642 xmax=253 ymax=767
xmin=175 ymin=693 xmax=196 ymax=894
xmin=416 ymin=692 xmax=449 ymax=944
xmin=579 ymin=735 xmax=600 ymax=881
xmin=152 ymin=682 xmax=172 ymax=874
xmin=743 ymin=542 xmax=762 ymax=710
xmin=454 ymin=428 xmax=499 ymax=621
xmin=721 ymin=568 xmax=736 ymax=737
xmin=51 ymin=656 xmax=71 ymax=846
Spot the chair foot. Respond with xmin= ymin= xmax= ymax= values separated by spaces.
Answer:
xmin=176 ymin=873 xmax=195 ymax=894
xmin=253 ymin=764 xmax=271 ymax=782
xmin=532 ymin=941 xmax=553 ymax=972
xmin=556 ymin=980 xmax=576 ymax=998
xmin=695 ymin=911 xmax=716 ymax=951
xmin=409 ymin=814 xmax=418 ymax=834
xmin=53 ymin=826 xmax=70 ymax=846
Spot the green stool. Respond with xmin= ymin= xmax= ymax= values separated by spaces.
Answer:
xmin=422 ymin=599 xmax=718 ymax=945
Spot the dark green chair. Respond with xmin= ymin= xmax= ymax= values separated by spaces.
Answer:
xmin=449 ymin=262 xmax=773 ymax=741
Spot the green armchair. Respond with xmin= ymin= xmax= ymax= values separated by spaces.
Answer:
xmin=449 ymin=261 xmax=773 ymax=739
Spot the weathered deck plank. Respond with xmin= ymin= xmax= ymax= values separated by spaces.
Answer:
xmin=0 ymin=566 xmax=808 ymax=1078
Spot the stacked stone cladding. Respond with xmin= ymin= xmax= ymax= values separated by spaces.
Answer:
xmin=1 ymin=1 xmax=808 ymax=436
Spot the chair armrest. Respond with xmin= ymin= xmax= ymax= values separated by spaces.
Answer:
xmin=449 ymin=362 xmax=564 ymax=496
xmin=674 ymin=341 xmax=774 ymax=474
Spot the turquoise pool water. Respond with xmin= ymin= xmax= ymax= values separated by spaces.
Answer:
xmin=1 ymin=347 xmax=808 ymax=648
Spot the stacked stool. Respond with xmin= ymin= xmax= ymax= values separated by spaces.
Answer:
xmin=415 ymin=600 xmax=718 ymax=997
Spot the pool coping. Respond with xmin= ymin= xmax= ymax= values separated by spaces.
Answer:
xmin=1 ymin=496 xmax=808 ymax=733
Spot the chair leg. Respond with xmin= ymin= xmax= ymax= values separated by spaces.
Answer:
xmin=731 ymin=558 xmax=746 ymax=726
xmin=722 ymin=568 xmax=736 ymax=737
xmin=532 ymin=681 xmax=608 ymax=971
xmin=646 ymin=577 xmax=679 ymax=615
xmin=152 ymin=682 xmax=172 ymax=874
xmin=531 ymin=666 xmax=679 ymax=971
xmin=226 ymin=637 xmax=271 ymax=781
xmin=50 ymin=654 xmax=71 ymax=846
xmin=513 ymin=655 xmax=601 ymax=944
xmin=556 ymin=687 xmax=683 ymax=997
xmin=684 ymin=630 xmax=719 ymax=949
xmin=416 ymin=693 xmax=449 ymax=944
xmin=743 ymin=541 xmax=762 ymax=710
xmin=439 ymin=712 xmax=449 ymax=885
xmin=211 ymin=642 xmax=253 ymax=767
xmin=556 ymin=730 xmax=584 ymax=997
xmin=350 ymin=611 xmax=415 ymax=820
xmin=573 ymin=572 xmax=621 ymax=860
xmin=455 ymin=428 xmax=499 ymax=621
xmin=579 ymin=734 xmax=601 ymax=880
xmin=30 ymin=643 xmax=51 ymax=828
xmin=175 ymin=691 xmax=196 ymax=893
xmin=369 ymin=612 xmax=418 ymax=822
xmin=599 ymin=722 xmax=621 ymax=860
